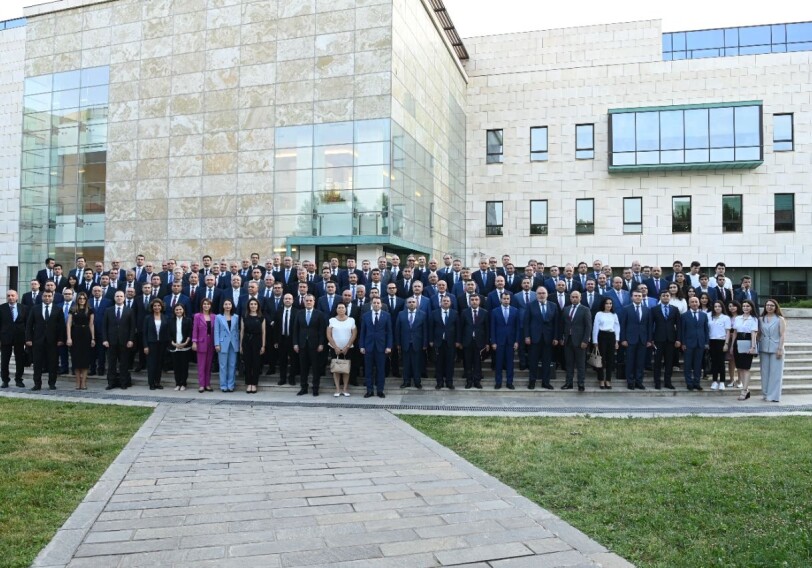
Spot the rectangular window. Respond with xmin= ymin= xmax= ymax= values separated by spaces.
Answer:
xmin=722 ymin=195 xmax=743 ymax=232
xmin=609 ymin=103 xmax=763 ymax=169
xmin=486 ymin=129 xmax=503 ymax=164
xmin=530 ymin=200 xmax=548 ymax=235
xmin=576 ymin=199 xmax=594 ymax=234
xmin=623 ymin=197 xmax=643 ymax=233
xmin=575 ymin=124 xmax=594 ymax=159
xmin=775 ymin=193 xmax=795 ymax=231
xmin=672 ymin=196 xmax=692 ymax=233
xmin=486 ymin=201 xmax=503 ymax=235
xmin=774 ymin=114 xmax=794 ymax=151
xmin=530 ymin=126 xmax=548 ymax=161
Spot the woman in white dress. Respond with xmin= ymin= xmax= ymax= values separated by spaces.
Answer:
xmin=327 ymin=302 xmax=357 ymax=397
xmin=732 ymin=300 xmax=759 ymax=401
xmin=758 ymin=299 xmax=787 ymax=402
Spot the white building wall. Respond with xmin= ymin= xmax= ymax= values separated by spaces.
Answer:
xmin=0 ymin=25 xmax=25 ymax=297
xmin=463 ymin=20 xmax=812 ymax=272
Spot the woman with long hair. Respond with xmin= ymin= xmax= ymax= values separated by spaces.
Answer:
xmin=732 ymin=299 xmax=759 ymax=401
xmin=759 ymin=299 xmax=787 ymax=403
xmin=192 ymin=297 xmax=216 ymax=393
xmin=65 ymin=291 xmax=94 ymax=390
xmin=591 ymin=296 xmax=619 ymax=389
xmin=707 ymin=300 xmax=731 ymax=391
xmin=240 ymin=298 xmax=265 ymax=394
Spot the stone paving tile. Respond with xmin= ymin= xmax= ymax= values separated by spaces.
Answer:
xmin=35 ymin=404 xmax=630 ymax=568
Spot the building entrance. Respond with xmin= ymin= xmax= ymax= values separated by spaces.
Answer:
xmin=316 ymin=245 xmax=358 ymax=269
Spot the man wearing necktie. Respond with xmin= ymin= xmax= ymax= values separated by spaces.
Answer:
xmin=459 ymin=295 xmax=489 ymax=389
xmin=430 ymin=295 xmax=459 ymax=389
xmin=273 ymin=294 xmax=298 ymax=386
xmin=395 ymin=297 xmax=428 ymax=389
xmin=58 ymin=289 xmax=75 ymax=375
xmin=680 ymin=296 xmax=710 ymax=391
xmin=651 ymin=290 xmax=681 ymax=390
xmin=359 ymin=297 xmax=392 ymax=398
xmin=524 ymin=287 xmax=559 ymax=390
xmin=102 ymin=291 xmax=135 ymax=390
xmin=292 ymin=295 xmax=327 ymax=396
xmin=561 ymin=291 xmax=591 ymax=391
xmin=620 ymin=291 xmax=653 ymax=390
xmin=25 ymin=290 xmax=65 ymax=391
xmin=0 ymin=290 xmax=29 ymax=388
xmin=89 ymin=286 xmax=109 ymax=377
xmin=490 ymin=292 xmax=521 ymax=389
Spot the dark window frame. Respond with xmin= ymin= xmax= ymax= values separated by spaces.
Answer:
xmin=722 ymin=194 xmax=743 ymax=233
xmin=774 ymin=113 xmax=794 ymax=151
xmin=775 ymin=193 xmax=795 ymax=231
xmin=575 ymin=198 xmax=595 ymax=234
xmin=530 ymin=199 xmax=548 ymax=235
xmin=486 ymin=129 xmax=504 ymax=164
xmin=623 ymin=197 xmax=643 ymax=234
xmin=486 ymin=200 xmax=503 ymax=236
xmin=575 ymin=124 xmax=595 ymax=159
xmin=530 ymin=126 xmax=548 ymax=161
xmin=672 ymin=196 xmax=692 ymax=233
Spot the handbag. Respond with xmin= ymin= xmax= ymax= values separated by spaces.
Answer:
xmin=588 ymin=345 xmax=602 ymax=368
xmin=330 ymin=355 xmax=351 ymax=374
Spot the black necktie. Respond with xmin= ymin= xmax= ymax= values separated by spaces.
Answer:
xmin=45 ymin=305 xmax=50 ymax=319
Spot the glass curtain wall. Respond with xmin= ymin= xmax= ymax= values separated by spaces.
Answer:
xmin=20 ymin=66 xmax=109 ymax=282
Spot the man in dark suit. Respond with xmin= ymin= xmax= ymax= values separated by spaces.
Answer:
xmin=490 ymin=292 xmax=521 ymax=389
xmin=292 ymin=295 xmax=327 ymax=396
xmin=159 ymin=259 xmax=178 ymax=287
xmin=734 ymin=275 xmax=759 ymax=311
xmin=394 ymin=297 xmax=429 ymax=389
xmin=36 ymin=257 xmax=56 ymax=287
xmin=132 ymin=254 xmax=148 ymax=284
xmin=273 ymin=293 xmax=298 ymax=386
xmin=70 ymin=257 xmax=88 ymax=282
xmin=274 ymin=257 xmax=296 ymax=293
xmin=458 ymin=294 xmax=489 ymax=389
xmin=429 ymin=295 xmax=459 ymax=389
xmin=428 ymin=280 xmax=457 ymax=311
xmin=182 ymin=273 xmax=202 ymax=314
xmin=0 ymin=290 xmax=28 ymax=388
xmin=524 ymin=287 xmax=560 ymax=390
xmin=261 ymin=282 xmax=285 ymax=375
xmin=381 ymin=283 xmax=404 ymax=378
xmin=164 ymin=281 xmax=192 ymax=316
xmin=580 ymin=279 xmax=603 ymax=315
xmin=21 ymin=280 xmax=40 ymax=307
xmin=561 ymin=291 xmax=592 ymax=391
xmin=487 ymin=276 xmax=513 ymax=311
xmin=457 ymin=281 xmax=486 ymax=312
xmin=605 ymin=277 xmax=630 ymax=314
xmin=316 ymin=282 xmax=341 ymax=318
xmin=199 ymin=274 xmax=222 ymax=314
xmin=651 ymin=290 xmax=681 ymax=390
xmin=713 ymin=274 xmax=733 ymax=305
xmin=88 ymin=286 xmax=110 ymax=376
xmin=102 ymin=291 xmax=136 ymax=390
xmin=512 ymin=278 xmax=535 ymax=371
xmin=39 ymin=281 xmax=64 ymax=307
xmin=472 ymin=260 xmax=495 ymax=296
xmin=681 ymin=296 xmax=710 ymax=391
xmin=359 ymin=297 xmax=392 ymax=398
xmin=644 ymin=266 xmax=668 ymax=300
xmin=51 ymin=264 xmax=68 ymax=293
xmin=620 ymin=290 xmax=653 ymax=390
xmin=25 ymin=290 xmax=65 ymax=390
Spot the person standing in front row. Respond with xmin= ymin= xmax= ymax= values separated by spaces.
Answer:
xmin=620 ymin=290 xmax=652 ymax=390
xmin=240 ymin=298 xmax=265 ymax=394
xmin=102 ymin=291 xmax=136 ymax=390
xmin=523 ymin=287 xmax=559 ymax=390
xmin=395 ymin=296 xmax=428 ymax=389
xmin=192 ymin=297 xmax=215 ymax=393
xmin=429 ymin=295 xmax=459 ymax=390
xmin=143 ymin=298 xmax=168 ymax=390
xmin=0 ymin=290 xmax=29 ymax=388
xmin=758 ymin=299 xmax=786 ymax=403
xmin=293 ymin=294 xmax=327 ymax=397
xmin=459 ymin=294 xmax=489 ymax=389
xmin=25 ymin=290 xmax=66 ymax=391
xmin=168 ymin=303 xmax=192 ymax=391
xmin=490 ymin=292 xmax=521 ymax=390
xmin=732 ymin=299 xmax=759 ymax=401
xmin=327 ymin=302 xmax=356 ymax=397
xmin=592 ymin=297 xmax=619 ymax=389
xmin=680 ymin=296 xmax=709 ymax=391
xmin=214 ymin=299 xmax=240 ymax=392
xmin=561 ymin=291 xmax=591 ymax=392
xmin=359 ymin=297 xmax=392 ymax=398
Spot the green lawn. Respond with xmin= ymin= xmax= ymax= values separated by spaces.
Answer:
xmin=402 ymin=415 xmax=812 ymax=568
xmin=0 ymin=398 xmax=152 ymax=568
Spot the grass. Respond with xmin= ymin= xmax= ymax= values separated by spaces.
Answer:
xmin=0 ymin=398 xmax=152 ymax=568
xmin=402 ymin=415 xmax=812 ymax=568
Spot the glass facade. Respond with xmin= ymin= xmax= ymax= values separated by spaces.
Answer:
xmin=664 ymin=21 xmax=812 ymax=60
xmin=20 ymin=66 xmax=109 ymax=283
xmin=672 ymin=196 xmax=692 ymax=233
xmin=530 ymin=127 xmax=548 ymax=161
xmin=609 ymin=103 xmax=762 ymax=168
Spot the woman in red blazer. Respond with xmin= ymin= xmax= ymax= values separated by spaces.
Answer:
xmin=192 ymin=298 xmax=216 ymax=392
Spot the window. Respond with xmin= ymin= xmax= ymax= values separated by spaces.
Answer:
xmin=722 ymin=195 xmax=743 ymax=232
xmin=576 ymin=199 xmax=594 ymax=234
xmin=623 ymin=197 xmax=642 ymax=233
xmin=774 ymin=114 xmax=794 ymax=151
xmin=486 ymin=129 xmax=503 ymax=164
xmin=486 ymin=201 xmax=503 ymax=235
xmin=530 ymin=126 xmax=548 ymax=161
xmin=575 ymin=124 xmax=594 ymax=159
xmin=609 ymin=103 xmax=763 ymax=169
xmin=530 ymin=200 xmax=548 ymax=235
xmin=775 ymin=193 xmax=795 ymax=231
xmin=672 ymin=196 xmax=692 ymax=233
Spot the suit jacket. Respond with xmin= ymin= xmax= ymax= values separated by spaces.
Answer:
xmin=490 ymin=305 xmax=521 ymax=346
xmin=292 ymin=309 xmax=327 ymax=350
xmin=198 ymin=286 xmax=223 ymax=314
xmin=511 ymin=289 xmax=535 ymax=312
xmin=222 ymin=288 xmax=248 ymax=315
xmin=36 ymin=268 xmax=52 ymax=287
xmin=407 ymin=296 xmax=431 ymax=317
xmin=143 ymin=314 xmax=168 ymax=344
xmin=714 ymin=287 xmax=733 ymax=305
xmin=25 ymin=303 xmax=66 ymax=345
xmin=605 ymin=288 xmax=630 ymax=314
xmin=429 ymin=307 xmax=458 ymax=346
xmin=619 ymin=303 xmax=653 ymax=345
xmin=167 ymin=316 xmax=193 ymax=351
xmin=132 ymin=267 xmax=149 ymax=284
xmin=36 ymin=292 xmax=64 ymax=306
xmin=182 ymin=285 xmax=204 ymax=313
xmin=456 ymin=292 xmax=487 ymax=312
xmin=472 ymin=270 xmax=495 ymax=295
xmin=458 ymin=307 xmax=489 ymax=349
xmin=523 ymin=301 xmax=560 ymax=344
xmin=102 ymin=305 xmax=136 ymax=346
xmin=429 ymin=292 xmax=457 ymax=311
xmin=559 ymin=278 xmax=583 ymax=294
xmin=0 ymin=303 xmax=28 ymax=345
xmin=500 ymin=274 xmax=521 ymax=294
xmin=317 ymin=295 xmax=341 ymax=318
xmin=580 ymin=291 xmax=603 ymax=315
xmin=381 ymin=295 xmax=405 ymax=319
xmin=216 ymin=273 xmax=233 ymax=289
xmin=88 ymin=298 xmax=111 ymax=336
xmin=163 ymin=293 xmax=192 ymax=316
xmin=396 ymin=279 xmax=417 ymax=299
xmin=158 ymin=270 xmax=177 ymax=286
xmin=51 ymin=275 xmax=68 ymax=293
xmin=651 ymin=303 xmax=682 ymax=343
xmin=117 ymin=279 xmax=140 ymax=296
xmin=21 ymin=291 xmax=39 ymax=307
xmin=213 ymin=314 xmax=240 ymax=352
xmin=273 ymin=268 xmax=297 ymax=292
xmin=359 ymin=310 xmax=393 ymax=352
xmin=734 ymin=289 xmax=759 ymax=310
xmin=561 ymin=303 xmax=592 ymax=345
xmin=487 ymin=289 xmax=513 ymax=311
xmin=395 ymin=310 xmax=429 ymax=351
xmin=645 ymin=277 xmax=668 ymax=298
xmin=680 ymin=310 xmax=709 ymax=348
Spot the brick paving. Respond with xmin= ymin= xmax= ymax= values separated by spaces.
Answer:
xmin=32 ymin=404 xmax=632 ymax=568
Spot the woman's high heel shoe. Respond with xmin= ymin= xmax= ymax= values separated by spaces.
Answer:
xmin=737 ymin=390 xmax=751 ymax=401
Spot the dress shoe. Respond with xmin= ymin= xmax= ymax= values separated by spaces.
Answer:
xmin=687 ymin=386 xmax=695 ymax=391
xmin=312 ymin=390 xmax=319 ymax=397
xmin=31 ymin=385 xmax=42 ymax=391
xmin=48 ymin=385 xmax=57 ymax=390
xmin=277 ymin=379 xmax=287 ymax=386
xmin=415 ymin=383 xmax=422 ymax=389
xmin=636 ymin=384 xmax=646 ymax=390
xmin=627 ymin=385 xmax=635 ymax=390
xmin=506 ymin=384 xmax=515 ymax=390
xmin=400 ymin=382 xmax=410 ymax=388
xmin=288 ymin=379 xmax=297 ymax=386
xmin=435 ymin=384 xmax=442 ymax=390
xmin=377 ymin=392 xmax=385 ymax=398
xmin=446 ymin=384 xmax=455 ymax=390
xmin=105 ymin=385 xmax=116 ymax=390
xmin=149 ymin=386 xmax=156 ymax=390
xmin=155 ymin=385 xmax=163 ymax=389
xmin=494 ymin=384 xmax=502 ymax=390
xmin=654 ymin=385 xmax=661 ymax=390
xmin=695 ymin=386 xmax=704 ymax=391
xmin=1 ymin=382 xmax=8 ymax=388
xmin=474 ymin=383 xmax=482 ymax=389
xmin=542 ymin=384 xmax=554 ymax=390
xmin=133 ymin=367 xmax=142 ymax=373
xmin=528 ymin=382 xmax=536 ymax=390
xmin=15 ymin=380 xmax=24 ymax=388
xmin=465 ymin=382 xmax=472 ymax=389
xmin=561 ymin=384 xmax=573 ymax=390
xmin=664 ymin=384 xmax=675 ymax=390
xmin=364 ymin=392 xmax=374 ymax=398
xmin=578 ymin=386 xmax=585 ymax=392
xmin=297 ymin=388 xmax=308 ymax=396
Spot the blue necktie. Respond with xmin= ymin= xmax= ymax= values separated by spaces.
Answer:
xmin=306 ymin=310 xmax=311 ymax=325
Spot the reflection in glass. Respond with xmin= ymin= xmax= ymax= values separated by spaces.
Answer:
xmin=611 ymin=114 xmax=635 ymax=152
xmin=486 ymin=129 xmax=503 ymax=164
xmin=485 ymin=201 xmax=502 ymax=236
xmin=664 ymin=21 xmax=812 ymax=59
xmin=313 ymin=145 xmax=353 ymax=169
xmin=722 ymin=195 xmax=743 ymax=232
xmin=274 ymin=147 xmax=312 ymax=171
xmin=684 ymin=109 xmax=708 ymax=149
xmin=635 ymin=112 xmax=659 ymax=151
xmin=530 ymin=200 xmax=548 ymax=235
xmin=623 ymin=197 xmax=642 ymax=233
xmin=659 ymin=110 xmax=683 ymax=149
xmin=576 ymin=124 xmax=594 ymax=159
xmin=52 ymin=70 xmax=80 ymax=92
xmin=276 ymin=125 xmax=313 ymax=148
xmin=530 ymin=126 xmax=548 ymax=161
xmin=773 ymin=114 xmax=793 ymax=151
xmin=672 ymin=196 xmax=692 ymax=233
xmin=775 ymin=194 xmax=795 ymax=231
xmin=354 ymin=119 xmax=390 ymax=143
xmin=314 ymin=122 xmax=353 ymax=146
xmin=576 ymin=199 xmax=594 ymax=234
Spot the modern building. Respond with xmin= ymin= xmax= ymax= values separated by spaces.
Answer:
xmin=0 ymin=0 xmax=810 ymax=299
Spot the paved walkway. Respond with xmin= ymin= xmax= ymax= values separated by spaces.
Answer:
xmin=32 ymin=404 xmax=631 ymax=568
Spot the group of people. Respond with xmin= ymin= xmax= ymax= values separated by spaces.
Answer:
xmin=0 ymin=253 xmax=787 ymax=402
